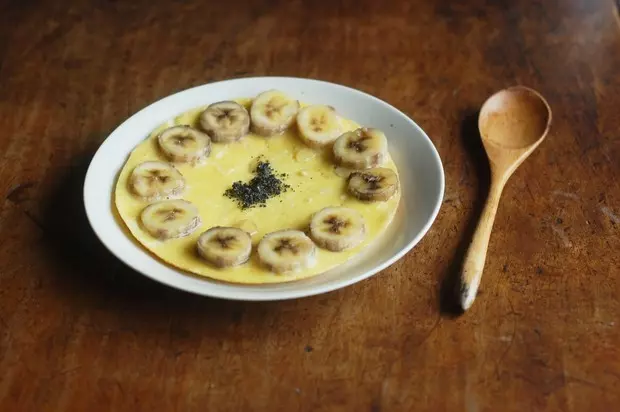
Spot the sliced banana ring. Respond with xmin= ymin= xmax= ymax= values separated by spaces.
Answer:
xmin=199 ymin=101 xmax=250 ymax=143
xmin=140 ymin=199 xmax=201 ymax=240
xmin=333 ymin=127 xmax=388 ymax=169
xmin=309 ymin=207 xmax=366 ymax=252
xmin=296 ymin=104 xmax=342 ymax=148
xmin=197 ymin=227 xmax=252 ymax=268
xmin=348 ymin=167 xmax=399 ymax=201
xmin=157 ymin=125 xmax=211 ymax=163
xmin=257 ymin=229 xmax=316 ymax=273
xmin=129 ymin=161 xmax=185 ymax=201
xmin=250 ymin=90 xmax=300 ymax=136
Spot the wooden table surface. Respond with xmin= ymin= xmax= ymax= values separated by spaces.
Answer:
xmin=1 ymin=0 xmax=619 ymax=410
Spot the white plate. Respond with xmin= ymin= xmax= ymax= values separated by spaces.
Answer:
xmin=83 ymin=77 xmax=444 ymax=300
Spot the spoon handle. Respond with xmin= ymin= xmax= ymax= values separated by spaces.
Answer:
xmin=459 ymin=177 xmax=506 ymax=310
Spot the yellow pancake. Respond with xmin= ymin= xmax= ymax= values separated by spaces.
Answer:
xmin=114 ymin=98 xmax=401 ymax=284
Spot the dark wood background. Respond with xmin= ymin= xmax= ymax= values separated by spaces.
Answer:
xmin=1 ymin=0 xmax=619 ymax=410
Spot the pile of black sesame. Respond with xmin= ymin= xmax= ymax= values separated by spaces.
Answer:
xmin=224 ymin=159 xmax=291 ymax=210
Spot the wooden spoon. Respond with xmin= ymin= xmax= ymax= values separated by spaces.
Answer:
xmin=459 ymin=86 xmax=552 ymax=311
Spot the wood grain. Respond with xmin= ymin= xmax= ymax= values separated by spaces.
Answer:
xmin=1 ymin=0 xmax=619 ymax=410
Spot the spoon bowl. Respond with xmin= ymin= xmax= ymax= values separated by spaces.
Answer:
xmin=479 ymin=87 xmax=551 ymax=150
xmin=459 ymin=86 xmax=552 ymax=311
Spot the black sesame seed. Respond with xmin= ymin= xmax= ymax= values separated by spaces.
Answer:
xmin=224 ymin=160 xmax=290 ymax=209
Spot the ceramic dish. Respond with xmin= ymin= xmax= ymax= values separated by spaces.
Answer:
xmin=83 ymin=77 xmax=444 ymax=300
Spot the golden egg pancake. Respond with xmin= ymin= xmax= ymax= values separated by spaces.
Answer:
xmin=114 ymin=97 xmax=401 ymax=284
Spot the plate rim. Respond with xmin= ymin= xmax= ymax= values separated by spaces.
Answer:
xmin=83 ymin=76 xmax=445 ymax=301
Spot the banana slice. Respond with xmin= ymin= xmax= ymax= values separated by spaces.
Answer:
xmin=140 ymin=199 xmax=201 ymax=240
xmin=309 ymin=207 xmax=366 ymax=252
xmin=332 ymin=127 xmax=388 ymax=169
xmin=250 ymin=90 xmax=300 ymax=136
xmin=348 ymin=167 xmax=399 ymax=201
xmin=157 ymin=125 xmax=211 ymax=163
xmin=199 ymin=101 xmax=250 ymax=143
xmin=129 ymin=161 xmax=185 ymax=201
xmin=296 ymin=104 xmax=342 ymax=148
xmin=196 ymin=227 xmax=252 ymax=268
xmin=257 ymin=229 xmax=316 ymax=273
